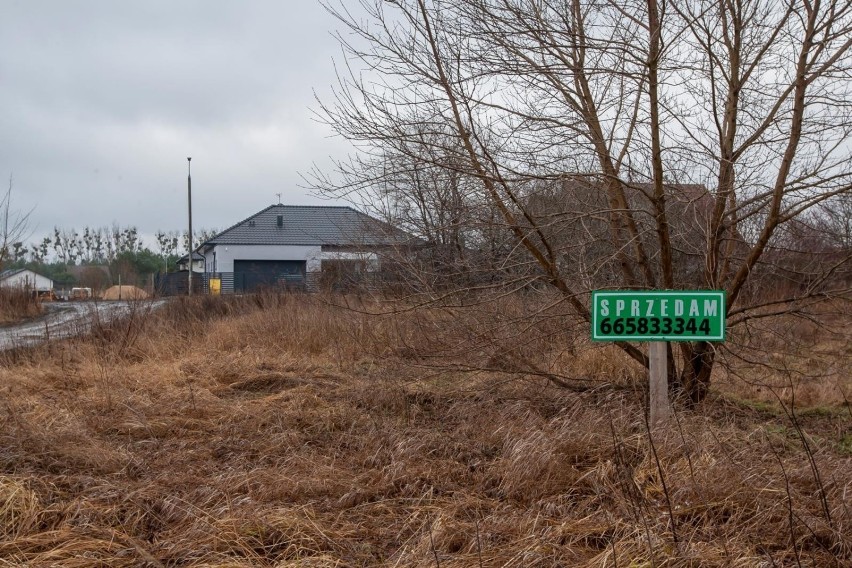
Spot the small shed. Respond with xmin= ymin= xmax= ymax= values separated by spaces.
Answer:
xmin=0 ymin=268 xmax=54 ymax=293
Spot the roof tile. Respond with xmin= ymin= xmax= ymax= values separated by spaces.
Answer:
xmin=203 ymin=205 xmax=413 ymax=247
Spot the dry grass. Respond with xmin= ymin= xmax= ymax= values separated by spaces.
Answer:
xmin=0 ymin=287 xmax=41 ymax=324
xmin=712 ymin=300 xmax=852 ymax=413
xmin=0 ymin=292 xmax=849 ymax=566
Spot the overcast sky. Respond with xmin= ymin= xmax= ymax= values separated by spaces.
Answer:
xmin=1 ymin=0 xmax=356 ymax=245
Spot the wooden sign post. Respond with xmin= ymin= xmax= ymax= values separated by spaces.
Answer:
xmin=648 ymin=341 xmax=669 ymax=424
xmin=591 ymin=290 xmax=726 ymax=425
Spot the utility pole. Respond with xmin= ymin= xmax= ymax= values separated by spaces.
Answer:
xmin=187 ymin=157 xmax=193 ymax=297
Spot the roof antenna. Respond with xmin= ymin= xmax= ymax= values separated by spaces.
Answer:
xmin=275 ymin=192 xmax=282 ymax=204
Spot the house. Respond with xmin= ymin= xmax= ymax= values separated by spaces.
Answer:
xmin=176 ymin=251 xmax=206 ymax=273
xmin=196 ymin=204 xmax=415 ymax=293
xmin=0 ymin=268 xmax=54 ymax=295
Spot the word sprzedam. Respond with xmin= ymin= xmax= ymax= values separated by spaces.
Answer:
xmin=592 ymin=290 xmax=726 ymax=341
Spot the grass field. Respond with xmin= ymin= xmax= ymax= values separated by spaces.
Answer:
xmin=0 ymin=293 xmax=849 ymax=566
xmin=0 ymin=287 xmax=41 ymax=325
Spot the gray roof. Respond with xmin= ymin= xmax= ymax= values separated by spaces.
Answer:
xmin=0 ymin=268 xmax=52 ymax=281
xmin=0 ymin=268 xmax=25 ymax=279
xmin=177 ymin=251 xmax=205 ymax=263
xmin=203 ymin=205 xmax=414 ymax=247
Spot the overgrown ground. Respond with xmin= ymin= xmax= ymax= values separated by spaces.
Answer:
xmin=0 ymin=288 xmax=41 ymax=325
xmin=0 ymin=293 xmax=849 ymax=566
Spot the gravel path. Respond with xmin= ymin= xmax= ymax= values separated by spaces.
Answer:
xmin=0 ymin=300 xmax=167 ymax=350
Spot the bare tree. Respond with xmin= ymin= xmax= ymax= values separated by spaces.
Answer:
xmin=80 ymin=226 xmax=109 ymax=263
xmin=310 ymin=125 xmax=511 ymax=289
xmin=314 ymin=0 xmax=852 ymax=404
xmin=53 ymin=227 xmax=82 ymax=266
xmin=155 ymin=230 xmax=179 ymax=256
xmin=0 ymin=176 xmax=32 ymax=271
xmin=28 ymin=237 xmax=51 ymax=264
xmin=181 ymin=228 xmax=218 ymax=255
xmin=112 ymin=225 xmax=142 ymax=256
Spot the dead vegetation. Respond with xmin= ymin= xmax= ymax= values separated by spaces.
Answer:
xmin=0 ymin=287 xmax=41 ymax=325
xmin=0 ymin=292 xmax=849 ymax=566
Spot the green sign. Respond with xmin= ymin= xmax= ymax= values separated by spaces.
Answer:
xmin=592 ymin=290 xmax=726 ymax=342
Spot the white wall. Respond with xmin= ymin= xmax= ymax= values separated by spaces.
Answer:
xmin=206 ymin=244 xmax=319 ymax=273
xmin=0 ymin=270 xmax=53 ymax=292
xmin=178 ymin=259 xmax=205 ymax=273
xmin=205 ymin=244 xmax=379 ymax=273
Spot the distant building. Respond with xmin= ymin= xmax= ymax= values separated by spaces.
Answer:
xmin=0 ymin=268 xmax=54 ymax=294
xmin=176 ymin=251 xmax=206 ymax=273
xmin=195 ymin=204 xmax=415 ymax=293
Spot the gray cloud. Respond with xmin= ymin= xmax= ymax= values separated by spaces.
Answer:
xmin=0 ymin=0 xmax=351 ymax=243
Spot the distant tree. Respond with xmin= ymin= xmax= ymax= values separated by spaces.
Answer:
xmin=69 ymin=224 xmax=142 ymax=264
xmin=104 ymin=224 xmax=142 ymax=259
xmin=92 ymin=227 xmax=106 ymax=262
xmin=11 ymin=242 xmax=26 ymax=263
xmin=155 ymin=230 xmax=179 ymax=256
xmin=112 ymin=248 xmax=163 ymax=287
xmin=28 ymin=237 xmax=51 ymax=264
xmin=53 ymin=227 xmax=82 ymax=266
xmin=78 ymin=265 xmax=110 ymax=293
xmin=181 ymin=228 xmax=218 ymax=254
xmin=117 ymin=226 xmax=141 ymax=254
xmin=26 ymin=224 xmax=222 ymax=277
xmin=155 ymin=230 xmax=181 ymax=271
xmin=131 ymin=248 xmax=163 ymax=276
xmin=79 ymin=226 xmax=108 ymax=263
xmin=0 ymin=176 xmax=32 ymax=272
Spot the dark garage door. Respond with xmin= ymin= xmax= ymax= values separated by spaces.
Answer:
xmin=234 ymin=260 xmax=306 ymax=293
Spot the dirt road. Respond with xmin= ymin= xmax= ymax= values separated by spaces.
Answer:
xmin=0 ymin=300 xmax=166 ymax=351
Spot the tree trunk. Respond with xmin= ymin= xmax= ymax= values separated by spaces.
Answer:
xmin=678 ymin=341 xmax=716 ymax=406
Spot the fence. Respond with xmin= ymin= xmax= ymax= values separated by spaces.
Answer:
xmin=154 ymin=272 xmax=308 ymax=297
